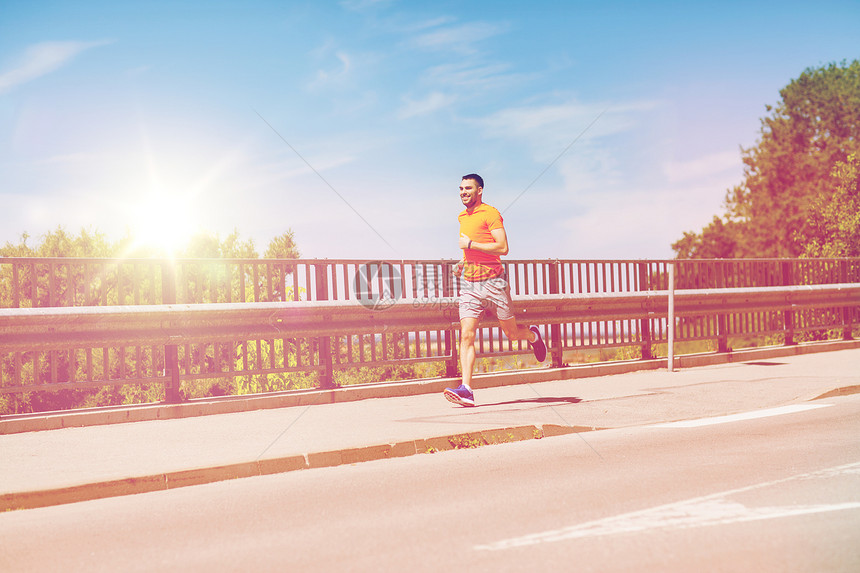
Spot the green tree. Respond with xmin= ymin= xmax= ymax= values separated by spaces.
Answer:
xmin=181 ymin=229 xmax=258 ymax=258
xmin=265 ymin=230 xmax=301 ymax=259
xmin=801 ymin=153 xmax=860 ymax=257
xmin=0 ymin=232 xmax=34 ymax=257
xmin=1 ymin=226 xmax=114 ymax=258
xmin=674 ymin=60 xmax=860 ymax=258
xmin=672 ymin=216 xmax=741 ymax=259
xmin=1 ymin=225 xmax=302 ymax=414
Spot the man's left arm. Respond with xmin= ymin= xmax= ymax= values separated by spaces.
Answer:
xmin=459 ymin=227 xmax=509 ymax=256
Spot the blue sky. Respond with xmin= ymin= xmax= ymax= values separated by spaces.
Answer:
xmin=1 ymin=0 xmax=858 ymax=260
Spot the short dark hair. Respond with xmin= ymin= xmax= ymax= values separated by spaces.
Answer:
xmin=462 ymin=173 xmax=483 ymax=188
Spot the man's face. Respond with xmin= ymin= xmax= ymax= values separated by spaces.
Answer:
xmin=459 ymin=178 xmax=482 ymax=208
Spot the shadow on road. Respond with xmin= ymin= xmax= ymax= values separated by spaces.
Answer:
xmin=481 ymin=396 xmax=583 ymax=407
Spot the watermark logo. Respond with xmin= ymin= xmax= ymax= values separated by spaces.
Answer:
xmin=354 ymin=261 xmax=402 ymax=310
xmin=353 ymin=261 xmax=460 ymax=311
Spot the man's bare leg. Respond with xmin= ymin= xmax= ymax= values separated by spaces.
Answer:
xmin=459 ymin=317 xmax=479 ymax=388
xmin=443 ymin=317 xmax=480 ymax=406
xmin=497 ymin=317 xmax=536 ymax=343
xmin=498 ymin=317 xmax=547 ymax=362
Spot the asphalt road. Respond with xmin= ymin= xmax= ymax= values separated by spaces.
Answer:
xmin=2 ymin=394 xmax=858 ymax=572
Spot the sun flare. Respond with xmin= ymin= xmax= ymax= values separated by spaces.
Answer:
xmin=129 ymin=191 xmax=197 ymax=255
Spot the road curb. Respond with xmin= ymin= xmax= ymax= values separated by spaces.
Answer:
xmin=3 ymin=339 xmax=858 ymax=435
xmin=0 ymin=423 xmax=597 ymax=512
xmin=812 ymin=385 xmax=860 ymax=400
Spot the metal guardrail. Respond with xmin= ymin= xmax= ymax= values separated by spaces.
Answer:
xmin=1 ymin=255 xmax=859 ymax=412
xmin=1 ymin=282 xmax=857 ymax=397
xmin=2 ymin=283 xmax=858 ymax=351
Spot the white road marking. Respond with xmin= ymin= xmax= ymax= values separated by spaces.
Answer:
xmin=475 ymin=462 xmax=860 ymax=551
xmin=652 ymin=403 xmax=832 ymax=428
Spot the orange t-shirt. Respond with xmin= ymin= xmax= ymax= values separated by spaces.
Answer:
xmin=459 ymin=203 xmax=505 ymax=281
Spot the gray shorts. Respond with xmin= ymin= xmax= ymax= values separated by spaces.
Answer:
xmin=458 ymin=275 xmax=515 ymax=321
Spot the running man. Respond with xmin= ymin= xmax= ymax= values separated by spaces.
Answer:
xmin=443 ymin=173 xmax=546 ymax=407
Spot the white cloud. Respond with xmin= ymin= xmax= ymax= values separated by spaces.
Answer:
xmin=547 ymin=149 xmax=739 ymax=259
xmin=478 ymin=100 xmax=657 ymax=144
xmin=250 ymin=151 xmax=358 ymax=190
xmin=397 ymin=91 xmax=456 ymax=119
xmin=411 ymin=21 xmax=508 ymax=55
xmin=312 ymin=51 xmax=353 ymax=86
xmin=474 ymin=99 xmax=651 ymax=167
xmin=422 ymin=60 xmax=521 ymax=92
xmin=557 ymin=183 xmax=725 ymax=259
xmin=479 ymin=102 xmax=596 ymax=142
xmin=663 ymin=150 xmax=741 ymax=183
xmin=0 ymin=40 xmax=112 ymax=94
xmin=305 ymin=41 xmax=382 ymax=99
xmin=466 ymin=97 xmax=740 ymax=258
xmin=402 ymin=18 xmax=533 ymax=110
xmin=29 ymin=152 xmax=104 ymax=166
xmin=406 ymin=16 xmax=457 ymax=32
xmin=0 ymin=190 xmax=102 ymax=240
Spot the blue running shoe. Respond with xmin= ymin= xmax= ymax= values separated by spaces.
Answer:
xmin=443 ymin=384 xmax=475 ymax=407
xmin=529 ymin=325 xmax=547 ymax=362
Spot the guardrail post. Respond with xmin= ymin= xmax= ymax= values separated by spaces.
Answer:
xmin=637 ymin=262 xmax=654 ymax=360
xmin=668 ymin=262 xmax=675 ymax=372
xmin=716 ymin=261 xmax=729 ymax=353
xmin=315 ymin=263 xmax=336 ymax=389
xmin=548 ymin=261 xmax=563 ymax=368
xmin=162 ymin=261 xmax=182 ymax=403
xmin=841 ymin=260 xmax=854 ymax=341
xmin=781 ymin=261 xmax=796 ymax=346
xmin=442 ymin=262 xmax=459 ymax=378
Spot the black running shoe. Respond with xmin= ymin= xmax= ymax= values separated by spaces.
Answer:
xmin=529 ymin=325 xmax=547 ymax=362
